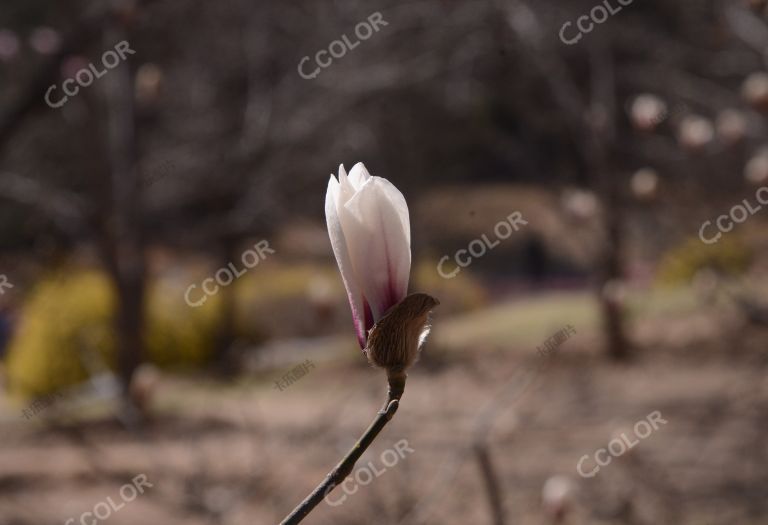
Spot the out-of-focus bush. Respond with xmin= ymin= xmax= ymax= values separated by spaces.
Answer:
xmin=5 ymin=270 xmax=114 ymax=399
xmin=413 ymin=259 xmax=488 ymax=315
xmin=5 ymin=268 xmax=223 ymax=399
xmin=4 ymin=257 xmax=487 ymax=398
xmin=657 ymin=236 xmax=751 ymax=285
xmin=232 ymin=259 xmax=487 ymax=337
xmin=145 ymin=273 xmax=223 ymax=368
xmin=234 ymin=262 xmax=343 ymax=338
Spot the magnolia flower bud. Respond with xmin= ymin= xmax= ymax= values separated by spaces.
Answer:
xmin=629 ymin=94 xmax=667 ymax=131
xmin=742 ymin=72 xmax=768 ymax=111
xmin=677 ymin=115 xmax=714 ymax=151
xmin=0 ymin=29 xmax=19 ymax=62
xmin=561 ymin=188 xmax=599 ymax=221
xmin=716 ymin=109 xmax=748 ymax=144
xmin=325 ymin=163 xmax=412 ymax=348
xmin=542 ymin=475 xmax=574 ymax=522
xmin=630 ymin=168 xmax=659 ymax=201
xmin=136 ymin=63 xmax=164 ymax=106
xmin=29 ymin=27 xmax=61 ymax=55
xmin=364 ymin=292 xmax=439 ymax=377
xmin=745 ymin=148 xmax=768 ymax=185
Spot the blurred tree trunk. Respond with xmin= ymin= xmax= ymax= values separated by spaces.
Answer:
xmin=596 ymin=158 xmax=629 ymax=360
xmin=589 ymin=43 xmax=630 ymax=361
xmin=102 ymin=26 xmax=146 ymax=422
xmin=214 ymin=236 xmax=239 ymax=376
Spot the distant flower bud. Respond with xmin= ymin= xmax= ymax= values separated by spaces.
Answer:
xmin=542 ymin=475 xmax=574 ymax=522
xmin=742 ymin=72 xmax=768 ymax=111
xmin=561 ymin=189 xmax=599 ymax=220
xmin=29 ymin=27 xmax=61 ymax=55
xmin=630 ymin=168 xmax=659 ymax=201
xmin=136 ymin=63 xmax=164 ymax=106
xmin=716 ymin=109 xmax=748 ymax=144
xmin=745 ymin=148 xmax=768 ymax=185
xmin=0 ymin=29 xmax=19 ymax=62
xmin=677 ymin=115 xmax=714 ymax=151
xmin=629 ymin=94 xmax=667 ymax=131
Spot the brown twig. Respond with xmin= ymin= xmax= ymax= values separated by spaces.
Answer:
xmin=472 ymin=441 xmax=507 ymax=525
xmin=278 ymin=373 xmax=407 ymax=525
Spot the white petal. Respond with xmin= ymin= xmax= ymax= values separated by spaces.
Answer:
xmin=339 ymin=176 xmax=411 ymax=320
xmin=337 ymin=164 xmax=357 ymax=209
xmin=348 ymin=162 xmax=371 ymax=190
xmin=325 ymin=175 xmax=367 ymax=347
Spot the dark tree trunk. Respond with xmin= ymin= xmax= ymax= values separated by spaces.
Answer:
xmin=588 ymin=42 xmax=630 ymax=361
xmin=102 ymin=25 xmax=146 ymax=421
xmin=213 ymin=237 xmax=240 ymax=376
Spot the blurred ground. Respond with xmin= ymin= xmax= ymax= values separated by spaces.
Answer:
xmin=1 ymin=288 xmax=766 ymax=525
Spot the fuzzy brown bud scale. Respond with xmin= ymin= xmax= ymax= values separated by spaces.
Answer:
xmin=364 ymin=292 xmax=439 ymax=376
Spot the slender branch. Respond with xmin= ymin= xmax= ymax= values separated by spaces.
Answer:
xmin=278 ymin=372 xmax=407 ymax=525
xmin=472 ymin=441 xmax=506 ymax=525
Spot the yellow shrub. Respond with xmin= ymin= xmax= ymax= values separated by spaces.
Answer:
xmin=5 ymin=270 xmax=115 ymax=398
xmin=5 ymin=269 xmax=224 ymax=399
xmin=656 ymin=236 xmax=751 ymax=285
xmin=413 ymin=258 xmax=488 ymax=314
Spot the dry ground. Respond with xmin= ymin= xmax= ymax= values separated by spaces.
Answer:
xmin=1 ymin=290 xmax=767 ymax=525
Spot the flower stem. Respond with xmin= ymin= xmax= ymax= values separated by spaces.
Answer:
xmin=278 ymin=372 xmax=407 ymax=525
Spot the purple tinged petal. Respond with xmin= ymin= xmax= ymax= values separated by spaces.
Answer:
xmin=325 ymin=174 xmax=367 ymax=348
xmin=339 ymin=176 xmax=411 ymax=321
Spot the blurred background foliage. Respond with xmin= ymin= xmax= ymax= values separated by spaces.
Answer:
xmin=1 ymin=0 xmax=768 ymax=523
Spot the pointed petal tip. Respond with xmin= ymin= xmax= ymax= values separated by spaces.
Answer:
xmin=349 ymin=162 xmax=371 ymax=178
